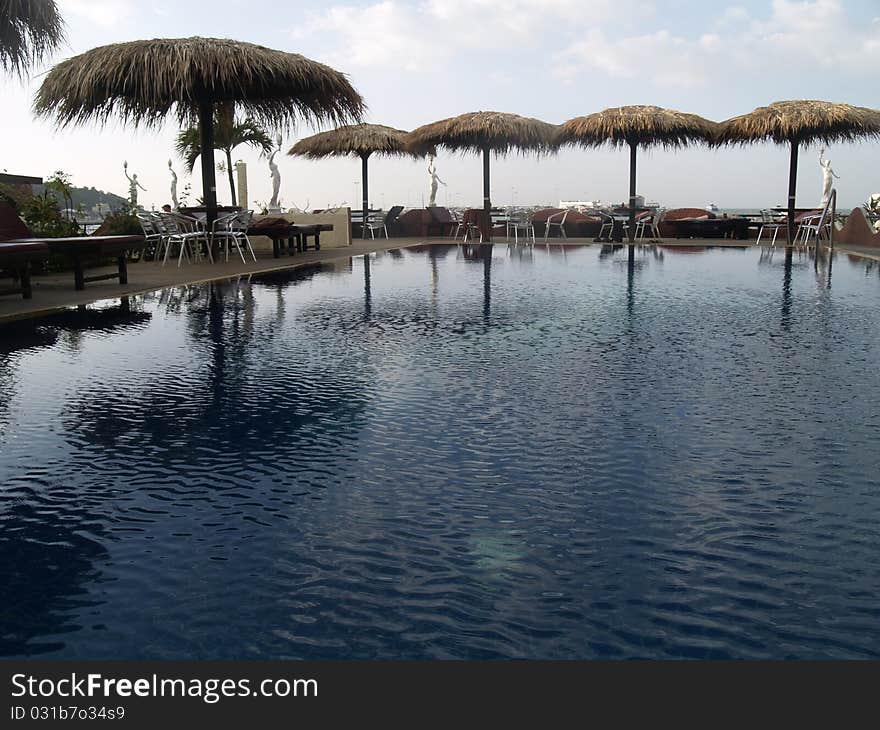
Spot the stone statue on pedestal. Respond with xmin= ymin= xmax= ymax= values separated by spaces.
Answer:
xmin=427 ymin=153 xmax=446 ymax=207
xmin=124 ymin=161 xmax=147 ymax=209
xmin=818 ymin=147 xmax=839 ymax=207
xmin=268 ymin=135 xmax=282 ymax=211
xmin=168 ymin=159 xmax=179 ymax=210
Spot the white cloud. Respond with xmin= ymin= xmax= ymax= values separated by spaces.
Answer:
xmin=552 ymin=0 xmax=880 ymax=89
xmin=295 ymin=0 xmax=657 ymax=72
xmin=554 ymin=29 xmax=713 ymax=88
xmin=59 ymin=0 xmax=133 ymax=27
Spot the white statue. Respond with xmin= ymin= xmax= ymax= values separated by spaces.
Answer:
xmin=168 ymin=159 xmax=179 ymax=210
xmin=818 ymin=147 xmax=839 ymax=207
xmin=427 ymin=153 xmax=446 ymax=207
xmin=123 ymin=161 xmax=147 ymax=208
xmin=268 ymin=134 xmax=282 ymax=210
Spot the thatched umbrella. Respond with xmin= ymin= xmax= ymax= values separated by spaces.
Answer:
xmin=33 ymin=36 xmax=364 ymax=236
xmin=1 ymin=0 xmax=64 ymax=77
xmin=557 ymin=105 xmax=717 ymax=243
xmin=289 ymin=123 xmax=415 ymax=238
xmin=407 ymin=111 xmax=557 ymax=241
xmin=717 ymin=100 xmax=880 ymax=243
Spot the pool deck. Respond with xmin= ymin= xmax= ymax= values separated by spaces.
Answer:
xmin=1 ymin=236 xmax=878 ymax=322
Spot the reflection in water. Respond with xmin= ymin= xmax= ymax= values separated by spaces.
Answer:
xmin=363 ymin=253 xmax=372 ymax=321
xmin=2 ymin=246 xmax=880 ymax=659
xmin=781 ymin=248 xmax=793 ymax=331
xmin=0 ymin=501 xmax=109 ymax=656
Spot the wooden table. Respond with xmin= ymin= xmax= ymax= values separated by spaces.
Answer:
xmin=0 ymin=241 xmax=49 ymax=299
xmin=1 ymin=235 xmax=144 ymax=292
xmin=252 ymin=224 xmax=334 ymax=258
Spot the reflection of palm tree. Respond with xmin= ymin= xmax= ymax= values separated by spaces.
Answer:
xmin=176 ymin=108 xmax=274 ymax=205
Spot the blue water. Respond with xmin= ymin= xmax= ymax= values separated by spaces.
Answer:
xmin=1 ymin=244 xmax=879 ymax=659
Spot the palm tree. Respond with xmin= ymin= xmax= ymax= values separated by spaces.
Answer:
xmin=175 ymin=105 xmax=274 ymax=205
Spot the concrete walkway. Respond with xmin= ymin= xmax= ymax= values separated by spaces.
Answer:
xmin=1 ymin=236 xmax=877 ymax=322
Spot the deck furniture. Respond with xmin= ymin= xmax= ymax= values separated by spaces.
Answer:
xmin=213 ymin=210 xmax=256 ymax=262
xmin=505 ymin=208 xmax=536 ymax=244
xmin=756 ymin=209 xmax=786 ymax=246
xmin=1 ymin=235 xmax=144 ymax=291
xmin=0 ymin=241 xmax=49 ymax=298
xmin=543 ymin=208 xmax=569 ymax=242
xmin=635 ymin=208 xmax=666 ymax=241
xmin=251 ymin=222 xmax=334 ymax=258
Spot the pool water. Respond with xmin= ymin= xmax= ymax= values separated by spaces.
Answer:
xmin=1 ymin=244 xmax=879 ymax=659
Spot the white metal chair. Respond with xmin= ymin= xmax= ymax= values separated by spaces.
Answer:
xmin=213 ymin=210 xmax=256 ymax=262
xmin=448 ymin=209 xmax=464 ymax=239
xmin=635 ymin=208 xmax=665 ymax=241
xmin=756 ymin=209 xmax=786 ymax=247
xmin=794 ymin=213 xmax=829 ymax=248
xmin=364 ymin=210 xmax=389 ymax=239
xmin=136 ymin=212 xmax=164 ymax=261
xmin=543 ymin=208 xmax=569 ymax=242
xmin=505 ymin=208 xmax=535 ymax=244
xmin=160 ymin=212 xmax=212 ymax=267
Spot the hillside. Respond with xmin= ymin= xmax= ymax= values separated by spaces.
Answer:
xmin=36 ymin=184 xmax=129 ymax=213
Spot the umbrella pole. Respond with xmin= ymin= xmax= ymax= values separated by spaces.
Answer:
xmin=483 ymin=145 xmax=492 ymax=242
xmin=199 ymin=102 xmax=219 ymax=260
xmin=361 ymin=153 xmax=369 ymax=240
xmin=787 ymin=141 xmax=798 ymax=246
xmin=628 ymin=141 xmax=637 ymax=245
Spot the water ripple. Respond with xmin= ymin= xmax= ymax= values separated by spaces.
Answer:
xmin=1 ymin=247 xmax=879 ymax=658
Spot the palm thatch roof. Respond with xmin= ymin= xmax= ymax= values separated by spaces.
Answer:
xmin=716 ymin=99 xmax=880 ymax=145
xmin=1 ymin=0 xmax=65 ymax=77
xmin=407 ymin=111 xmax=558 ymax=155
xmin=557 ymin=105 xmax=718 ymax=148
xmin=32 ymin=36 xmax=364 ymax=130
xmin=289 ymin=123 xmax=416 ymax=159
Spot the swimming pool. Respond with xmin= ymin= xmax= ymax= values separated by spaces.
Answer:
xmin=1 ymin=244 xmax=879 ymax=659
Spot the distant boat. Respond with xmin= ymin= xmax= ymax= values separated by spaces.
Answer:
xmin=706 ymin=203 xmax=719 ymax=212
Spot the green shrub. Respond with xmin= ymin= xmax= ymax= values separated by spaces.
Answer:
xmin=20 ymin=192 xmax=81 ymax=238
xmin=93 ymin=209 xmax=141 ymax=236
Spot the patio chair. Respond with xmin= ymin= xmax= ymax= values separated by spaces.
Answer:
xmin=159 ymin=212 xmax=212 ymax=267
xmin=364 ymin=209 xmax=388 ymax=239
xmin=543 ymin=208 xmax=569 ymax=242
xmin=756 ymin=209 xmax=786 ymax=247
xmin=635 ymin=208 xmax=665 ymax=241
xmin=213 ymin=210 xmax=256 ymax=262
xmin=794 ymin=212 xmax=829 ymax=248
xmin=447 ymin=209 xmax=465 ymax=239
xmin=505 ymin=208 xmax=536 ymax=244
xmin=136 ymin=212 xmax=164 ymax=261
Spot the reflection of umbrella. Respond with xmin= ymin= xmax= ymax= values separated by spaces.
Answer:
xmin=1 ymin=0 xmax=64 ymax=77
xmin=289 ymin=124 xmax=416 ymax=239
xmin=557 ymin=106 xmax=717 ymax=242
xmin=34 ymin=37 xmax=363 ymax=233
xmin=407 ymin=111 xmax=557 ymax=240
xmin=717 ymin=100 xmax=880 ymax=244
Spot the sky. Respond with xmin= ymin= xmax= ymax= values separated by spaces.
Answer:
xmin=3 ymin=0 xmax=879 ymax=212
